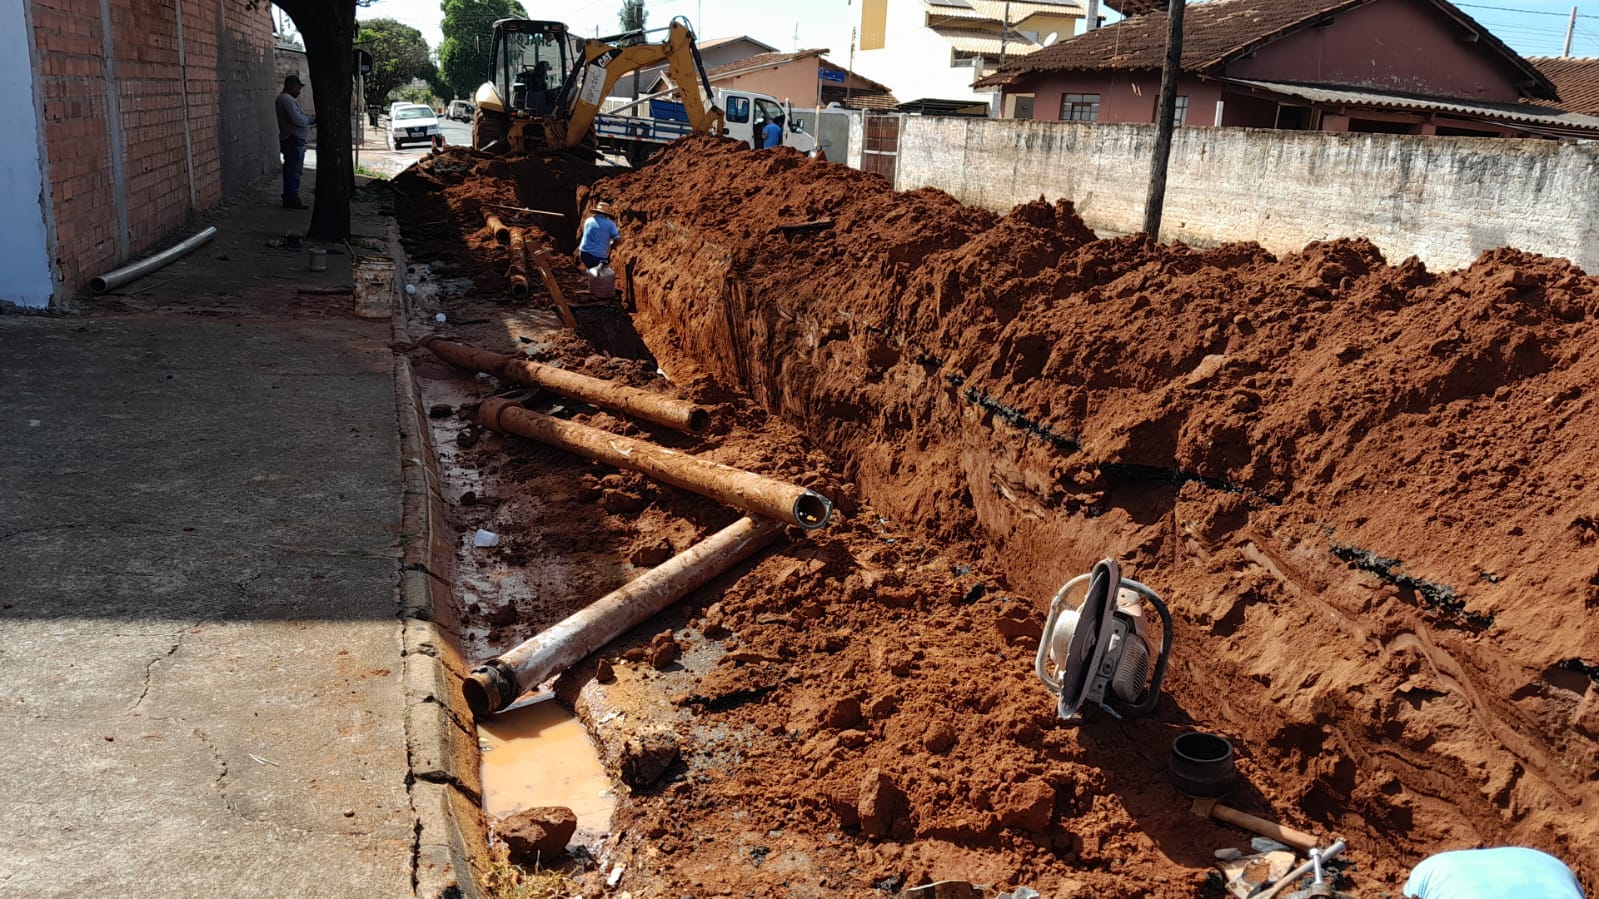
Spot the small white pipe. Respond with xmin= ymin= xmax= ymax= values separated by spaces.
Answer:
xmin=91 ymin=226 xmax=218 ymax=293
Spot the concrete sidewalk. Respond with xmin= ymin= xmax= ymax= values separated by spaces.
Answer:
xmin=0 ymin=165 xmax=425 ymax=897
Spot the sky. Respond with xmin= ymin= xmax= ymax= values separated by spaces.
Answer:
xmin=346 ymin=0 xmax=1599 ymax=72
xmin=356 ymin=0 xmax=863 ymax=63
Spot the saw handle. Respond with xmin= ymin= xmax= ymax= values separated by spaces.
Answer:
xmin=1121 ymin=576 xmax=1172 ymax=716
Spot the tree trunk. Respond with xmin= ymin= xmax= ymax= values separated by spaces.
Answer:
xmin=280 ymin=0 xmax=356 ymax=240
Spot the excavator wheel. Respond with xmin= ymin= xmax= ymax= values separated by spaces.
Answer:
xmin=472 ymin=110 xmax=508 ymax=153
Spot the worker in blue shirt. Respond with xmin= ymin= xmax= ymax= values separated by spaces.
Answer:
xmin=577 ymin=201 xmax=620 ymax=269
xmin=1404 ymin=847 xmax=1584 ymax=899
xmin=761 ymin=115 xmax=784 ymax=149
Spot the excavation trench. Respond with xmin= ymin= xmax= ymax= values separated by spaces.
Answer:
xmin=397 ymin=140 xmax=1599 ymax=896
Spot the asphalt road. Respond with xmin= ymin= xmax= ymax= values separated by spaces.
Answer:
xmin=351 ymin=116 xmax=474 ymax=178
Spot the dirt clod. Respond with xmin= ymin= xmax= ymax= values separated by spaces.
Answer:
xmin=495 ymin=806 xmax=577 ymax=862
xmin=616 ymin=728 xmax=679 ymax=789
xmin=857 ymin=769 xmax=908 ymax=839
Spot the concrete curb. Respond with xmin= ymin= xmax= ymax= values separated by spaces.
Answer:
xmin=389 ymin=220 xmax=490 ymax=899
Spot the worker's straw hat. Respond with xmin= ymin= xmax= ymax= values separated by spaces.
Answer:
xmin=594 ymin=201 xmax=614 ymax=215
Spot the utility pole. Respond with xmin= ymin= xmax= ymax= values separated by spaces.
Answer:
xmin=1563 ymin=5 xmax=1577 ymax=57
xmin=847 ymin=27 xmax=856 ymax=107
xmin=1000 ymin=1 xmax=1011 ymax=64
xmin=1143 ymin=0 xmax=1186 ymax=239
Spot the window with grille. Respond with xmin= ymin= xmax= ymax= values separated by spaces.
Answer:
xmin=1061 ymin=93 xmax=1100 ymax=121
xmin=1174 ymin=95 xmax=1189 ymax=126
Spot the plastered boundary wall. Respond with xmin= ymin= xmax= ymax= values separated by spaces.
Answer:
xmin=895 ymin=116 xmax=1599 ymax=274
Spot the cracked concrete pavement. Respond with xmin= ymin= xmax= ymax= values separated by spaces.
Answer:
xmin=0 ymin=172 xmax=421 ymax=897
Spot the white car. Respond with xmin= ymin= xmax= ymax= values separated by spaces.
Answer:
xmin=387 ymin=104 xmax=441 ymax=149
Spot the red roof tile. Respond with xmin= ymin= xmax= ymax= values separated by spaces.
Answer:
xmin=980 ymin=0 xmax=1552 ymax=99
xmin=706 ymin=49 xmax=827 ymax=80
xmin=1528 ymin=56 xmax=1599 ymax=114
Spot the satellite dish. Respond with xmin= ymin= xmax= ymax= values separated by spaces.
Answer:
xmin=1043 ymin=31 xmax=1059 ymax=46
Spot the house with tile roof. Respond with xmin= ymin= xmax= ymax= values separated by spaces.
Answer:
xmin=703 ymin=50 xmax=898 ymax=110
xmin=626 ymin=35 xmax=780 ymax=100
xmin=977 ymin=0 xmax=1599 ymax=137
xmin=640 ymin=47 xmax=898 ymax=112
xmin=854 ymin=0 xmax=1085 ymax=111
xmin=1529 ymin=56 xmax=1599 ymax=115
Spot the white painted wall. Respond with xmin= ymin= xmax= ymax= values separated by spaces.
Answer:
xmin=895 ymin=116 xmax=1599 ymax=273
xmin=4 ymin=1 xmax=55 ymax=308
xmin=853 ymin=0 xmax=995 ymax=106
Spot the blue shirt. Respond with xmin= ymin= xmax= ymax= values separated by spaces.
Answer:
xmin=762 ymin=120 xmax=782 ymax=149
xmin=276 ymin=92 xmax=314 ymax=141
xmin=1404 ymin=848 xmax=1583 ymax=899
xmin=578 ymin=214 xmax=619 ymax=260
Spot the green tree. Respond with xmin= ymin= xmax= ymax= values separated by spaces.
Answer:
xmin=356 ymin=18 xmax=434 ymax=113
xmin=618 ymin=0 xmax=647 ymax=33
xmin=438 ymin=0 xmax=529 ymax=100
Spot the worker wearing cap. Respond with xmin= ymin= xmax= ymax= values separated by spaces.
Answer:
xmin=577 ymin=201 xmax=620 ymax=269
xmin=1404 ymin=847 xmax=1584 ymax=899
xmin=276 ymin=74 xmax=316 ymax=209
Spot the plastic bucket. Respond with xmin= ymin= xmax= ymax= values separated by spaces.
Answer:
xmin=307 ymin=247 xmax=327 ymax=272
xmin=1169 ymin=731 xmax=1236 ymax=797
xmin=586 ymin=263 xmax=616 ymax=300
xmin=353 ymin=258 xmax=396 ymax=319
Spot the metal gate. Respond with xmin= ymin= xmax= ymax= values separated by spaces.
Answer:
xmin=861 ymin=114 xmax=900 ymax=186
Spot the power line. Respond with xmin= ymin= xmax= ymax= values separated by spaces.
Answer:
xmin=1455 ymin=2 xmax=1599 ymax=18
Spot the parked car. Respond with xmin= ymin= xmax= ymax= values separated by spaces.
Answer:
xmin=447 ymin=100 xmax=474 ymax=122
xmin=387 ymin=104 xmax=440 ymax=149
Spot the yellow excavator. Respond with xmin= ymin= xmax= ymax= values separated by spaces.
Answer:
xmin=472 ymin=17 xmax=725 ymax=155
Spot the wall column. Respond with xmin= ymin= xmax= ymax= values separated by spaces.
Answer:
xmin=96 ymin=0 xmax=131 ymax=258
xmin=4 ymin=0 xmax=56 ymax=308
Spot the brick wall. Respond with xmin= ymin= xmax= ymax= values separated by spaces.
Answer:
xmin=31 ymin=0 xmax=120 ymax=293
xmin=27 ymin=0 xmax=277 ymax=298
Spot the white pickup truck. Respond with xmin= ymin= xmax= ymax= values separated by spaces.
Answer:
xmin=595 ymin=88 xmax=817 ymax=164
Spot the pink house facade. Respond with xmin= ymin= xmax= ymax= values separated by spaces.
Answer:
xmin=980 ymin=0 xmax=1599 ymax=138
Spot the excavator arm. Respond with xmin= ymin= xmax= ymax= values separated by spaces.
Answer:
xmin=548 ymin=20 xmax=725 ymax=150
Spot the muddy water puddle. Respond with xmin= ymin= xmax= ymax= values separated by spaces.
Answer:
xmin=479 ymin=696 xmax=617 ymax=837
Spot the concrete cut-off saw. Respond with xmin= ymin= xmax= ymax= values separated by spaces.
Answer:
xmin=1035 ymin=558 xmax=1173 ymax=720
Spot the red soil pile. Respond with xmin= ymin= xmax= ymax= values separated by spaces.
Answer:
xmin=577 ymin=136 xmax=1599 ymax=895
xmin=391 ymin=147 xmax=600 ymax=302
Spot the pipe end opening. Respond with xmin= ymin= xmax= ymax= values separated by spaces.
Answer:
xmin=1172 ymin=731 xmax=1233 ymax=763
xmin=90 ymin=277 xmax=110 ymax=294
xmin=462 ymin=670 xmax=500 ymax=718
xmin=686 ymin=408 xmax=710 ymax=434
xmin=792 ymin=491 xmax=834 ymax=530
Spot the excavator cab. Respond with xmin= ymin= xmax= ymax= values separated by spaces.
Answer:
xmin=474 ymin=17 xmax=724 ymax=155
xmin=472 ymin=19 xmax=580 ymax=151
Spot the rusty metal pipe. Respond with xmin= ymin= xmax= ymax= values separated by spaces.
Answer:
xmin=506 ymin=228 xmax=530 ymax=299
xmin=463 ymin=515 xmax=784 ymax=715
xmin=478 ymin=397 xmax=831 ymax=528
xmin=483 ymin=211 xmax=511 ymax=245
xmin=418 ymin=337 xmax=709 ymax=433
xmin=528 ymin=247 xmax=578 ymax=329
